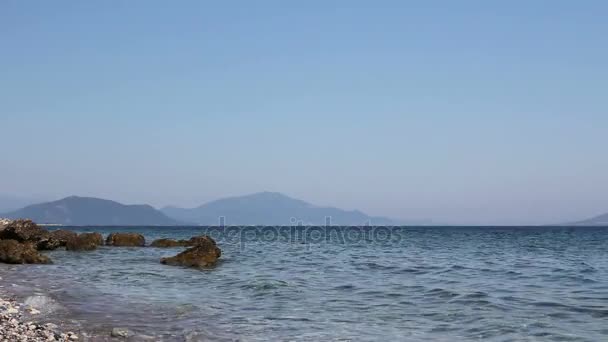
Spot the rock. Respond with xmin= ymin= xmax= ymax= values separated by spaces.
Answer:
xmin=184 ymin=235 xmax=217 ymax=247
xmin=150 ymin=238 xmax=188 ymax=248
xmin=160 ymin=236 xmax=221 ymax=268
xmin=151 ymin=235 xmax=216 ymax=248
xmin=0 ymin=239 xmax=52 ymax=264
xmin=0 ymin=219 xmax=47 ymax=241
xmin=35 ymin=238 xmax=63 ymax=251
xmin=0 ymin=218 xmax=11 ymax=230
xmin=48 ymin=229 xmax=78 ymax=246
xmin=83 ymin=232 xmax=104 ymax=246
xmin=111 ymin=327 xmax=130 ymax=338
xmin=106 ymin=233 xmax=145 ymax=247
xmin=66 ymin=232 xmax=103 ymax=251
xmin=0 ymin=219 xmax=60 ymax=251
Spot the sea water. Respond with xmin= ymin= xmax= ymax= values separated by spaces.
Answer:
xmin=0 ymin=226 xmax=606 ymax=341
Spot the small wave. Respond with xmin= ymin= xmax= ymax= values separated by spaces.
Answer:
xmin=333 ymin=284 xmax=357 ymax=291
xmin=241 ymin=280 xmax=289 ymax=291
xmin=532 ymin=301 xmax=608 ymax=317
xmin=396 ymin=267 xmax=428 ymax=275
xmin=355 ymin=262 xmax=399 ymax=271
xmin=461 ymin=291 xmax=489 ymax=299
xmin=425 ymin=288 xmax=460 ymax=299
xmin=24 ymin=295 xmax=64 ymax=315
xmin=264 ymin=316 xmax=312 ymax=322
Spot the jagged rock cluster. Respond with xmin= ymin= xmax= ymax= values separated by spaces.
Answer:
xmin=0 ymin=219 xmax=222 ymax=267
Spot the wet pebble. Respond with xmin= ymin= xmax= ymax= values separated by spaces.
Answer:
xmin=0 ymin=295 xmax=79 ymax=342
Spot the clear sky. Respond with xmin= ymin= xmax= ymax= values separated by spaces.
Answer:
xmin=1 ymin=1 xmax=607 ymax=225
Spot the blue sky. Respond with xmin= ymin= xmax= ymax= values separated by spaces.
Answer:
xmin=1 ymin=1 xmax=607 ymax=224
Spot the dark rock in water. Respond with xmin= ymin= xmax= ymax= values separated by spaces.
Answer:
xmin=35 ymin=238 xmax=62 ymax=251
xmin=82 ymin=232 xmax=104 ymax=246
xmin=0 ymin=219 xmax=60 ymax=251
xmin=151 ymin=235 xmax=221 ymax=248
xmin=106 ymin=233 xmax=145 ymax=247
xmin=150 ymin=238 xmax=188 ymax=248
xmin=0 ymin=239 xmax=52 ymax=264
xmin=66 ymin=233 xmax=102 ymax=251
xmin=0 ymin=219 xmax=48 ymax=241
xmin=160 ymin=236 xmax=221 ymax=268
xmin=49 ymin=229 xmax=78 ymax=247
xmin=184 ymin=235 xmax=216 ymax=247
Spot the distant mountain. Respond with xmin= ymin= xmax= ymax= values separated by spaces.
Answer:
xmin=0 ymin=194 xmax=42 ymax=214
xmin=568 ymin=212 xmax=608 ymax=226
xmin=162 ymin=192 xmax=395 ymax=225
xmin=4 ymin=196 xmax=180 ymax=226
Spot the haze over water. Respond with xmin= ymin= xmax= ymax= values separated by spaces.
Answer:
xmin=1 ymin=226 xmax=606 ymax=341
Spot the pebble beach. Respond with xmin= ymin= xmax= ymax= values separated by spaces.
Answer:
xmin=0 ymin=293 xmax=79 ymax=342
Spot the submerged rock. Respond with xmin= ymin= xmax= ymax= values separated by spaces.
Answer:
xmin=0 ymin=239 xmax=52 ymax=264
xmin=111 ymin=327 xmax=131 ymax=338
xmin=160 ymin=236 xmax=221 ymax=268
xmin=66 ymin=233 xmax=103 ymax=251
xmin=150 ymin=238 xmax=188 ymax=248
xmin=106 ymin=233 xmax=145 ymax=247
xmin=49 ymin=229 xmax=78 ymax=246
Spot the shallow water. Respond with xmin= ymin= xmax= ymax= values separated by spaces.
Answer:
xmin=1 ymin=226 xmax=607 ymax=341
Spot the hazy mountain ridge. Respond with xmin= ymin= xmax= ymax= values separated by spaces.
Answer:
xmin=0 ymin=194 xmax=42 ymax=213
xmin=2 ymin=192 xmax=397 ymax=226
xmin=4 ymin=196 xmax=180 ymax=225
xmin=161 ymin=192 xmax=396 ymax=225
xmin=568 ymin=212 xmax=608 ymax=226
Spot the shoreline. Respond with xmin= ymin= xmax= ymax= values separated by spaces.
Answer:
xmin=0 ymin=269 xmax=170 ymax=341
xmin=0 ymin=286 xmax=80 ymax=342
xmin=0 ymin=220 xmax=223 ymax=341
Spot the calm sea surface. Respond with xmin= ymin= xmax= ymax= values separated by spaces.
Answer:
xmin=1 ymin=226 xmax=607 ymax=341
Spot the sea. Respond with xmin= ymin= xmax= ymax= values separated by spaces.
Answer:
xmin=0 ymin=226 xmax=607 ymax=341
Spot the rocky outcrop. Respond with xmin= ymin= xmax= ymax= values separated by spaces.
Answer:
xmin=0 ymin=219 xmax=60 ymax=251
xmin=0 ymin=218 xmax=11 ymax=230
xmin=184 ymin=235 xmax=216 ymax=246
xmin=66 ymin=233 xmax=103 ymax=251
xmin=0 ymin=219 xmax=48 ymax=241
xmin=49 ymin=229 xmax=78 ymax=247
xmin=160 ymin=236 xmax=221 ymax=268
xmin=0 ymin=239 xmax=52 ymax=264
xmin=83 ymin=232 xmax=104 ymax=246
xmin=106 ymin=233 xmax=145 ymax=247
xmin=151 ymin=235 xmax=221 ymax=248
xmin=150 ymin=238 xmax=188 ymax=248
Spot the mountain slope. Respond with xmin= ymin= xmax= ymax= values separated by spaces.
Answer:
xmin=0 ymin=194 xmax=41 ymax=213
xmin=162 ymin=192 xmax=395 ymax=225
xmin=5 ymin=196 xmax=180 ymax=225
xmin=569 ymin=212 xmax=608 ymax=226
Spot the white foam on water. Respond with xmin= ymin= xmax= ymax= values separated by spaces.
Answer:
xmin=24 ymin=294 xmax=63 ymax=314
